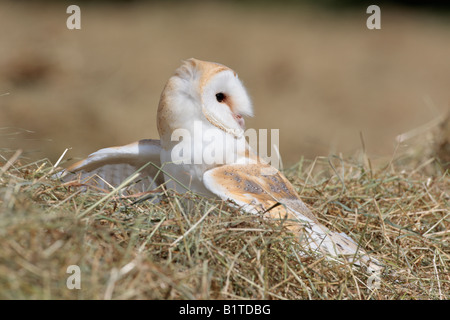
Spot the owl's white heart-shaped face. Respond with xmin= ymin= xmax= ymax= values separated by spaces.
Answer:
xmin=157 ymin=58 xmax=253 ymax=144
xmin=201 ymin=67 xmax=253 ymax=136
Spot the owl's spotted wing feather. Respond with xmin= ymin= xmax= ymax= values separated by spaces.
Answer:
xmin=203 ymin=163 xmax=383 ymax=272
xmin=60 ymin=139 xmax=164 ymax=192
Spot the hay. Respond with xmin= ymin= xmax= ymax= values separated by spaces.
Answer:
xmin=0 ymin=144 xmax=448 ymax=300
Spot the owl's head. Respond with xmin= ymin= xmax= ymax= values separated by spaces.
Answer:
xmin=157 ymin=58 xmax=253 ymax=141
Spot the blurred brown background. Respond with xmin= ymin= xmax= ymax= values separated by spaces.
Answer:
xmin=1 ymin=1 xmax=449 ymax=167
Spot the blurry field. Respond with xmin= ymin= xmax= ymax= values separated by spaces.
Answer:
xmin=0 ymin=1 xmax=449 ymax=166
xmin=0 ymin=1 xmax=449 ymax=301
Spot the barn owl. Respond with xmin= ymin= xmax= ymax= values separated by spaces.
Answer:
xmin=61 ymin=58 xmax=382 ymax=272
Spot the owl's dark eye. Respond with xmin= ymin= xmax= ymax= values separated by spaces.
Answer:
xmin=215 ymin=92 xmax=225 ymax=103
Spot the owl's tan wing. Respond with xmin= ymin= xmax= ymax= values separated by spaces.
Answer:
xmin=59 ymin=139 xmax=164 ymax=192
xmin=203 ymin=163 xmax=382 ymax=272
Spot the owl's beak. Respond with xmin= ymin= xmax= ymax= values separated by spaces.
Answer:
xmin=233 ymin=113 xmax=245 ymax=130
xmin=202 ymin=106 xmax=245 ymax=138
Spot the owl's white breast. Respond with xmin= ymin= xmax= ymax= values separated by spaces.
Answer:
xmin=159 ymin=119 xmax=250 ymax=196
